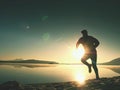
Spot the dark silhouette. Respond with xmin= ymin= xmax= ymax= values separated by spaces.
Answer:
xmin=76 ymin=30 xmax=100 ymax=79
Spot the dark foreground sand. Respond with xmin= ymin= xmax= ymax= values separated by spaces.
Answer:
xmin=0 ymin=76 xmax=120 ymax=90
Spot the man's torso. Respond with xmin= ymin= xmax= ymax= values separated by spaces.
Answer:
xmin=80 ymin=36 xmax=96 ymax=53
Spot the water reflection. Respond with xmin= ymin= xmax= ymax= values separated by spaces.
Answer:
xmin=100 ymin=65 xmax=120 ymax=74
xmin=75 ymin=72 xmax=86 ymax=85
xmin=0 ymin=64 xmax=120 ymax=84
xmin=0 ymin=63 xmax=56 ymax=68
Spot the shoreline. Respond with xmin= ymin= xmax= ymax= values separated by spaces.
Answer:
xmin=0 ymin=76 xmax=120 ymax=90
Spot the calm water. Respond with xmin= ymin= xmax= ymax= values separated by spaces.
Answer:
xmin=0 ymin=64 xmax=120 ymax=84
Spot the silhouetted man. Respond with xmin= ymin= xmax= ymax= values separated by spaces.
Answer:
xmin=76 ymin=30 xmax=100 ymax=79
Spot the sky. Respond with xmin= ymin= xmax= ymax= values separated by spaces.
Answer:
xmin=0 ymin=0 xmax=120 ymax=63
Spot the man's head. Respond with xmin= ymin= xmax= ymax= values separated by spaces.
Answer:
xmin=81 ymin=30 xmax=88 ymax=37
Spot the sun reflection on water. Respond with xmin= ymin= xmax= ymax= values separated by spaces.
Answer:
xmin=74 ymin=72 xmax=86 ymax=85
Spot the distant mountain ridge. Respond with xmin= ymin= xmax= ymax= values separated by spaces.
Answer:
xmin=100 ymin=57 xmax=120 ymax=65
xmin=0 ymin=59 xmax=59 ymax=64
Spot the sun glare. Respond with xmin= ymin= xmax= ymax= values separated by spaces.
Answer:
xmin=72 ymin=45 xmax=85 ymax=59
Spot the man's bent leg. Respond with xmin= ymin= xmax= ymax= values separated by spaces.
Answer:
xmin=81 ymin=54 xmax=92 ymax=73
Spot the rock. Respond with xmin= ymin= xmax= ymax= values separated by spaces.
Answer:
xmin=65 ymin=87 xmax=78 ymax=90
xmin=43 ymin=87 xmax=56 ymax=90
xmin=114 ymin=78 xmax=120 ymax=83
xmin=100 ymin=82 xmax=105 ymax=85
xmin=0 ymin=81 xmax=24 ymax=90
xmin=24 ymin=85 xmax=36 ymax=90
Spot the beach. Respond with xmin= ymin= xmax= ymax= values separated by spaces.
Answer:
xmin=0 ymin=76 xmax=120 ymax=90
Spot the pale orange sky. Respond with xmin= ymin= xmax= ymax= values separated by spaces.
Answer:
xmin=0 ymin=0 xmax=120 ymax=63
xmin=0 ymin=35 xmax=119 ymax=64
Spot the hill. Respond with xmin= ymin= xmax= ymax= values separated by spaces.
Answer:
xmin=0 ymin=59 xmax=59 ymax=64
xmin=100 ymin=57 xmax=120 ymax=65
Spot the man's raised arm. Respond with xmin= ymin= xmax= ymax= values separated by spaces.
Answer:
xmin=94 ymin=38 xmax=100 ymax=48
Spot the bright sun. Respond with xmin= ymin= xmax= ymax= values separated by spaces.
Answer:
xmin=72 ymin=45 xmax=85 ymax=59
